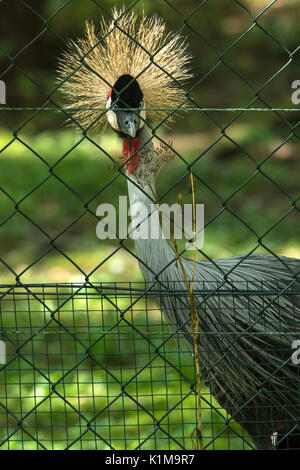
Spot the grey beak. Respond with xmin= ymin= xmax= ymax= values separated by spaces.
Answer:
xmin=117 ymin=111 xmax=140 ymax=138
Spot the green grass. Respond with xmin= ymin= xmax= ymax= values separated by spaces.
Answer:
xmin=0 ymin=286 xmax=251 ymax=450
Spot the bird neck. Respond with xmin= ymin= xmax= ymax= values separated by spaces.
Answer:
xmin=122 ymin=126 xmax=157 ymax=187
xmin=125 ymin=126 xmax=176 ymax=282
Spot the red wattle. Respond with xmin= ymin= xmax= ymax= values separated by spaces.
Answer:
xmin=122 ymin=137 xmax=141 ymax=174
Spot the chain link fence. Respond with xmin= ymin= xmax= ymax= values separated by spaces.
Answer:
xmin=0 ymin=0 xmax=300 ymax=450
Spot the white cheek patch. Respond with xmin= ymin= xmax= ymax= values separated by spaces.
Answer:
xmin=139 ymin=101 xmax=146 ymax=129
xmin=106 ymin=97 xmax=119 ymax=131
xmin=139 ymin=109 xmax=146 ymax=129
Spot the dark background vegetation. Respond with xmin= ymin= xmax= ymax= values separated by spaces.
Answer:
xmin=0 ymin=0 xmax=299 ymax=450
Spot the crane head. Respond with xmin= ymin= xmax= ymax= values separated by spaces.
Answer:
xmin=106 ymin=74 xmax=146 ymax=138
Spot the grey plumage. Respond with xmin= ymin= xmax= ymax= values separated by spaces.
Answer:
xmin=158 ymin=254 xmax=300 ymax=449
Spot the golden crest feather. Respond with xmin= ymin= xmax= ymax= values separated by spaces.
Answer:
xmin=57 ymin=7 xmax=192 ymax=131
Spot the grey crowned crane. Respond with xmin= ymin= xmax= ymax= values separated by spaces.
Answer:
xmin=57 ymin=8 xmax=300 ymax=449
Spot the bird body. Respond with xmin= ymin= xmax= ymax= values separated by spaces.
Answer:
xmin=58 ymin=8 xmax=300 ymax=449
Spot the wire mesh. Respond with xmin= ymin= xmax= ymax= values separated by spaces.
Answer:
xmin=1 ymin=281 xmax=299 ymax=450
xmin=0 ymin=0 xmax=299 ymax=451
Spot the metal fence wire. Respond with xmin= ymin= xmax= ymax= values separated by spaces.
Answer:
xmin=0 ymin=0 xmax=300 ymax=451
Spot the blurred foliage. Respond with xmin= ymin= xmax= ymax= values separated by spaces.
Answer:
xmin=0 ymin=122 xmax=298 ymax=284
xmin=1 ymin=0 xmax=300 ymax=133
